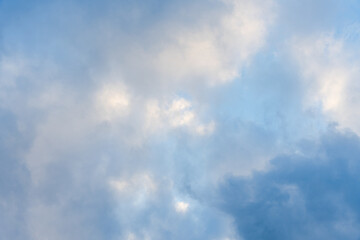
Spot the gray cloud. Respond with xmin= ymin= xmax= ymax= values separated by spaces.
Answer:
xmin=218 ymin=129 xmax=360 ymax=240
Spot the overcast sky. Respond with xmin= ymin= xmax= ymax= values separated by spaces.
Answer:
xmin=1 ymin=0 xmax=360 ymax=239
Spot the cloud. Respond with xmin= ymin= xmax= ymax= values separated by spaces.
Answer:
xmin=1 ymin=0 xmax=360 ymax=240
xmin=291 ymin=33 xmax=360 ymax=135
xmin=217 ymin=129 xmax=360 ymax=240
xmin=151 ymin=0 xmax=275 ymax=85
xmin=174 ymin=201 xmax=189 ymax=213
xmin=0 ymin=109 xmax=30 ymax=240
xmin=96 ymin=82 xmax=131 ymax=122
xmin=145 ymin=97 xmax=215 ymax=136
xmin=93 ymin=0 xmax=275 ymax=94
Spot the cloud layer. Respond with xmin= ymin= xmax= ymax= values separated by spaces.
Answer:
xmin=1 ymin=0 xmax=360 ymax=239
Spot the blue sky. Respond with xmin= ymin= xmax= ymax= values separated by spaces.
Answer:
xmin=1 ymin=0 xmax=360 ymax=239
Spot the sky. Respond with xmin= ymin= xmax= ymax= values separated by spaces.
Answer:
xmin=1 ymin=0 xmax=360 ymax=239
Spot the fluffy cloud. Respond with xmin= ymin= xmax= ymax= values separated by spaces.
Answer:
xmin=292 ymin=33 xmax=360 ymax=134
xmin=218 ymin=130 xmax=360 ymax=240
xmin=96 ymin=82 xmax=131 ymax=121
xmin=145 ymin=97 xmax=215 ymax=136
xmin=1 ymin=0 xmax=360 ymax=239
xmin=151 ymin=0 xmax=275 ymax=85
xmin=93 ymin=0 xmax=275 ymax=95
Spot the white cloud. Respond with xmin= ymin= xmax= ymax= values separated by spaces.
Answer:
xmin=292 ymin=34 xmax=360 ymax=134
xmin=152 ymin=0 xmax=275 ymax=86
xmin=174 ymin=201 xmax=189 ymax=213
xmin=167 ymin=98 xmax=195 ymax=127
xmin=126 ymin=233 xmax=137 ymax=240
xmin=196 ymin=121 xmax=216 ymax=136
xmin=109 ymin=173 xmax=157 ymax=195
xmin=109 ymin=173 xmax=159 ymax=208
xmin=145 ymin=97 xmax=215 ymax=136
xmin=95 ymin=82 xmax=130 ymax=122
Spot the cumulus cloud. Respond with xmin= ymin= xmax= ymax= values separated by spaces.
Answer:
xmin=292 ymin=33 xmax=360 ymax=134
xmin=1 ymin=0 xmax=360 ymax=239
xmin=174 ymin=201 xmax=189 ymax=213
xmin=151 ymin=0 xmax=275 ymax=85
xmin=145 ymin=97 xmax=215 ymax=136
xmin=218 ymin=130 xmax=360 ymax=240
xmin=95 ymin=0 xmax=275 ymax=94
